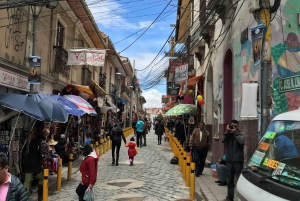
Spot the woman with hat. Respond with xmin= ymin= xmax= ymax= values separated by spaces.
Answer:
xmin=48 ymin=138 xmax=59 ymax=175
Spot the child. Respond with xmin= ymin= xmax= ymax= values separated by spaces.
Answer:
xmin=125 ymin=137 xmax=138 ymax=166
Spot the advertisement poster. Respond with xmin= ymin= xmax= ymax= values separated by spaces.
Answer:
xmin=167 ymin=82 xmax=181 ymax=96
xmin=168 ymin=59 xmax=184 ymax=82
xmin=175 ymin=64 xmax=188 ymax=84
xmin=28 ymin=56 xmax=41 ymax=84
xmin=250 ymin=24 xmax=265 ymax=66
xmin=67 ymin=49 xmax=106 ymax=66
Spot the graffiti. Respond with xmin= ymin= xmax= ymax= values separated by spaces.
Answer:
xmin=5 ymin=8 xmax=24 ymax=51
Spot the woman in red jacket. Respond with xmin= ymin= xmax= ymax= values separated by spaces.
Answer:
xmin=76 ymin=144 xmax=99 ymax=201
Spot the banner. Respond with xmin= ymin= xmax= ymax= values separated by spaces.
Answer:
xmin=168 ymin=59 xmax=184 ymax=82
xmin=240 ymin=83 xmax=258 ymax=117
xmin=175 ymin=64 xmax=188 ymax=83
xmin=167 ymin=82 xmax=180 ymax=96
xmin=67 ymin=49 xmax=106 ymax=66
xmin=28 ymin=56 xmax=41 ymax=84
xmin=250 ymin=24 xmax=265 ymax=66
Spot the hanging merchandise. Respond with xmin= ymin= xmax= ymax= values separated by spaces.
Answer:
xmin=188 ymin=115 xmax=195 ymax=124
xmin=198 ymin=100 xmax=205 ymax=105
xmin=197 ymin=95 xmax=203 ymax=101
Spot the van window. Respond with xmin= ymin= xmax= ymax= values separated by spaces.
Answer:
xmin=248 ymin=120 xmax=300 ymax=188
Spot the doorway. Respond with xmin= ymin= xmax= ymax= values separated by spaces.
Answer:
xmin=223 ymin=49 xmax=233 ymax=124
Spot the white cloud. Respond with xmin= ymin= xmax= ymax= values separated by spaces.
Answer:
xmin=142 ymin=89 xmax=163 ymax=108
xmin=86 ymin=0 xmax=153 ymax=30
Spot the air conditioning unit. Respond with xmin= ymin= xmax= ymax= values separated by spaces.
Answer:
xmin=248 ymin=0 xmax=260 ymax=13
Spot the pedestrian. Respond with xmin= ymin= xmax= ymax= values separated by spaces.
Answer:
xmin=132 ymin=120 xmax=137 ymax=136
xmin=142 ymin=118 xmax=148 ymax=146
xmin=109 ymin=122 xmax=127 ymax=166
xmin=85 ymin=134 xmax=91 ymax=146
xmin=125 ymin=137 xmax=138 ymax=166
xmin=135 ymin=119 xmax=144 ymax=147
xmin=24 ymin=121 xmax=53 ymax=201
xmin=189 ymin=121 xmax=210 ymax=177
xmin=221 ymin=120 xmax=244 ymax=201
xmin=55 ymin=134 xmax=67 ymax=165
xmin=155 ymin=119 xmax=165 ymax=145
xmin=0 ymin=153 xmax=28 ymax=201
xmin=175 ymin=118 xmax=185 ymax=146
xmin=76 ymin=143 xmax=99 ymax=201
xmin=215 ymin=155 xmax=227 ymax=186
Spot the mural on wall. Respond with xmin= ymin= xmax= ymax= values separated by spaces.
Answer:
xmin=271 ymin=0 xmax=300 ymax=115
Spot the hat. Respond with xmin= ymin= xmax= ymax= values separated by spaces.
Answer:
xmin=49 ymin=139 xmax=58 ymax=146
xmin=60 ymin=134 xmax=65 ymax=139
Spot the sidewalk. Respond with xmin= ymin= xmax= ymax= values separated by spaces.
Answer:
xmin=28 ymin=157 xmax=83 ymax=201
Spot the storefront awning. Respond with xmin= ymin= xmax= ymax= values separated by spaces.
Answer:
xmin=91 ymin=78 xmax=108 ymax=95
xmin=72 ymin=84 xmax=95 ymax=96
xmin=187 ymin=75 xmax=202 ymax=87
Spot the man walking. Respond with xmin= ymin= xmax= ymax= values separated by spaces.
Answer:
xmin=142 ymin=118 xmax=148 ymax=146
xmin=0 ymin=153 xmax=28 ymax=200
xmin=189 ymin=122 xmax=210 ymax=177
xmin=135 ymin=119 xmax=144 ymax=147
xmin=221 ymin=120 xmax=244 ymax=201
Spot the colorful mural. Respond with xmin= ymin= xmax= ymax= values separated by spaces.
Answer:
xmin=272 ymin=0 xmax=300 ymax=115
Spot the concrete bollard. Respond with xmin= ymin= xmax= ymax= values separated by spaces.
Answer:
xmin=180 ymin=149 xmax=184 ymax=173
xmin=43 ymin=169 xmax=49 ymax=201
xmin=186 ymin=155 xmax=191 ymax=187
xmin=67 ymin=153 xmax=73 ymax=181
xmin=107 ymin=136 xmax=110 ymax=150
xmin=183 ymin=152 xmax=187 ymax=180
xmin=56 ymin=158 xmax=62 ymax=190
xmin=190 ymin=162 xmax=195 ymax=200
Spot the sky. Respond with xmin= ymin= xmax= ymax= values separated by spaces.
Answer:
xmin=86 ymin=0 xmax=177 ymax=108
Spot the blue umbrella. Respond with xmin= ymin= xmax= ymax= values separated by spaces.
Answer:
xmin=0 ymin=93 xmax=44 ymax=120
xmin=38 ymin=97 xmax=68 ymax=123
xmin=30 ymin=92 xmax=48 ymax=103
xmin=50 ymin=95 xmax=85 ymax=116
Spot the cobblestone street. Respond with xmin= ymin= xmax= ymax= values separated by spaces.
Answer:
xmin=47 ymin=130 xmax=189 ymax=201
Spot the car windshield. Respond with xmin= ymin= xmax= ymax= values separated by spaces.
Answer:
xmin=248 ymin=120 xmax=300 ymax=188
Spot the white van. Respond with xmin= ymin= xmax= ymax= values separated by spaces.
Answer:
xmin=237 ymin=109 xmax=300 ymax=201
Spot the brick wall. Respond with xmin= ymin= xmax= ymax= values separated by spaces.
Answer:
xmin=211 ymin=120 xmax=259 ymax=164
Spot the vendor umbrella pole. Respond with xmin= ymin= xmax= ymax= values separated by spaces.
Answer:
xmin=8 ymin=113 xmax=21 ymax=153
xmin=64 ymin=115 xmax=74 ymax=143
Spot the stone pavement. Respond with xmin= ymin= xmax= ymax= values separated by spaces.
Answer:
xmin=195 ymin=168 xmax=238 ymax=201
xmin=39 ymin=130 xmax=190 ymax=201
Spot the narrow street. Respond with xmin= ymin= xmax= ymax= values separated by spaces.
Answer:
xmin=47 ymin=130 xmax=190 ymax=201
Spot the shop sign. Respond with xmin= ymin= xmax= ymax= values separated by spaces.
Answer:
xmin=0 ymin=68 xmax=32 ymax=91
xmin=279 ymin=74 xmax=300 ymax=92
xmin=28 ymin=56 xmax=41 ymax=84
xmin=97 ymin=97 xmax=104 ymax=107
xmin=250 ymin=24 xmax=265 ymax=66
xmin=175 ymin=64 xmax=188 ymax=84
xmin=168 ymin=59 xmax=184 ymax=82
xmin=167 ymin=82 xmax=180 ymax=96
xmin=67 ymin=49 xmax=106 ymax=66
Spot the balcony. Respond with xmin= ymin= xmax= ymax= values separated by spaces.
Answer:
xmin=54 ymin=46 xmax=70 ymax=79
xmin=121 ymin=84 xmax=131 ymax=98
xmin=99 ymin=73 xmax=106 ymax=89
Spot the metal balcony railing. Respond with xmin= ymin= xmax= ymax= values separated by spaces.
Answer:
xmin=99 ymin=73 xmax=106 ymax=89
xmin=54 ymin=46 xmax=70 ymax=78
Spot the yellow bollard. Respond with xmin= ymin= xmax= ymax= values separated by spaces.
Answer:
xmin=99 ymin=139 xmax=103 ymax=156
xmin=180 ymin=149 xmax=184 ymax=173
xmin=182 ymin=152 xmax=187 ymax=180
xmin=56 ymin=158 xmax=62 ymax=190
xmin=103 ymin=139 xmax=106 ymax=154
xmin=67 ymin=153 xmax=73 ymax=181
xmin=90 ymin=143 xmax=94 ymax=149
xmin=190 ymin=162 xmax=195 ymax=200
xmin=43 ymin=169 xmax=49 ymax=201
xmin=178 ymin=148 xmax=182 ymax=169
xmin=107 ymin=136 xmax=110 ymax=150
xmin=95 ymin=141 xmax=99 ymax=154
xmin=186 ymin=154 xmax=191 ymax=187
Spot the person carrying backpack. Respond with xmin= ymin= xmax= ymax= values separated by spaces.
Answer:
xmin=135 ymin=119 xmax=144 ymax=147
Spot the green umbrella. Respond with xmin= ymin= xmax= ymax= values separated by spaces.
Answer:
xmin=164 ymin=104 xmax=196 ymax=116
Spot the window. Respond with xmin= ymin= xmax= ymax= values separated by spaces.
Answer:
xmin=56 ymin=22 xmax=64 ymax=47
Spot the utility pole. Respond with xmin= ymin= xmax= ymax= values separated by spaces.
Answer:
xmin=259 ymin=0 xmax=272 ymax=136
xmin=129 ymin=60 xmax=135 ymax=126
xmin=30 ymin=6 xmax=39 ymax=95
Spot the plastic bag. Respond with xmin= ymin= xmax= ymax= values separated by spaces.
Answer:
xmin=83 ymin=187 xmax=95 ymax=201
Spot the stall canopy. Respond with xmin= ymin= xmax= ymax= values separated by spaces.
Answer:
xmin=71 ymin=84 xmax=95 ymax=98
xmin=64 ymin=95 xmax=97 ymax=116
xmin=179 ymin=75 xmax=203 ymax=95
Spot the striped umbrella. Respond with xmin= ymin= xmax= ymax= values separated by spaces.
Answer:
xmin=63 ymin=95 xmax=97 ymax=116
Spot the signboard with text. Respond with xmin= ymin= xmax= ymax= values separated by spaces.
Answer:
xmin=167 ymin=82 xmax=180 ymax=96
xmin=167 ymin=59 xmax=184 ymax=82
xmin=67 ymin=49 xmax=106 ymax=66
xmin=175 ymin=64 xmax=188 ymax=84
xmin=279 ymin=74 xmax=300 ymax=92
xmin=28 ymin=56 xmax=41 ymax=84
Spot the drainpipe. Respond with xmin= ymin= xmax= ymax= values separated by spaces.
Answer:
xmin=23 ymin=6 xmax=31 ymax=66
xmin=48 ymin=9 xmax=54 ymax=75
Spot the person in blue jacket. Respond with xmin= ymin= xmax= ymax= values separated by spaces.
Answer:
xmin=135 ymin=119 xmax=144 ymax=147
xmin=274 ymin=133 xmax=298 ymax=160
